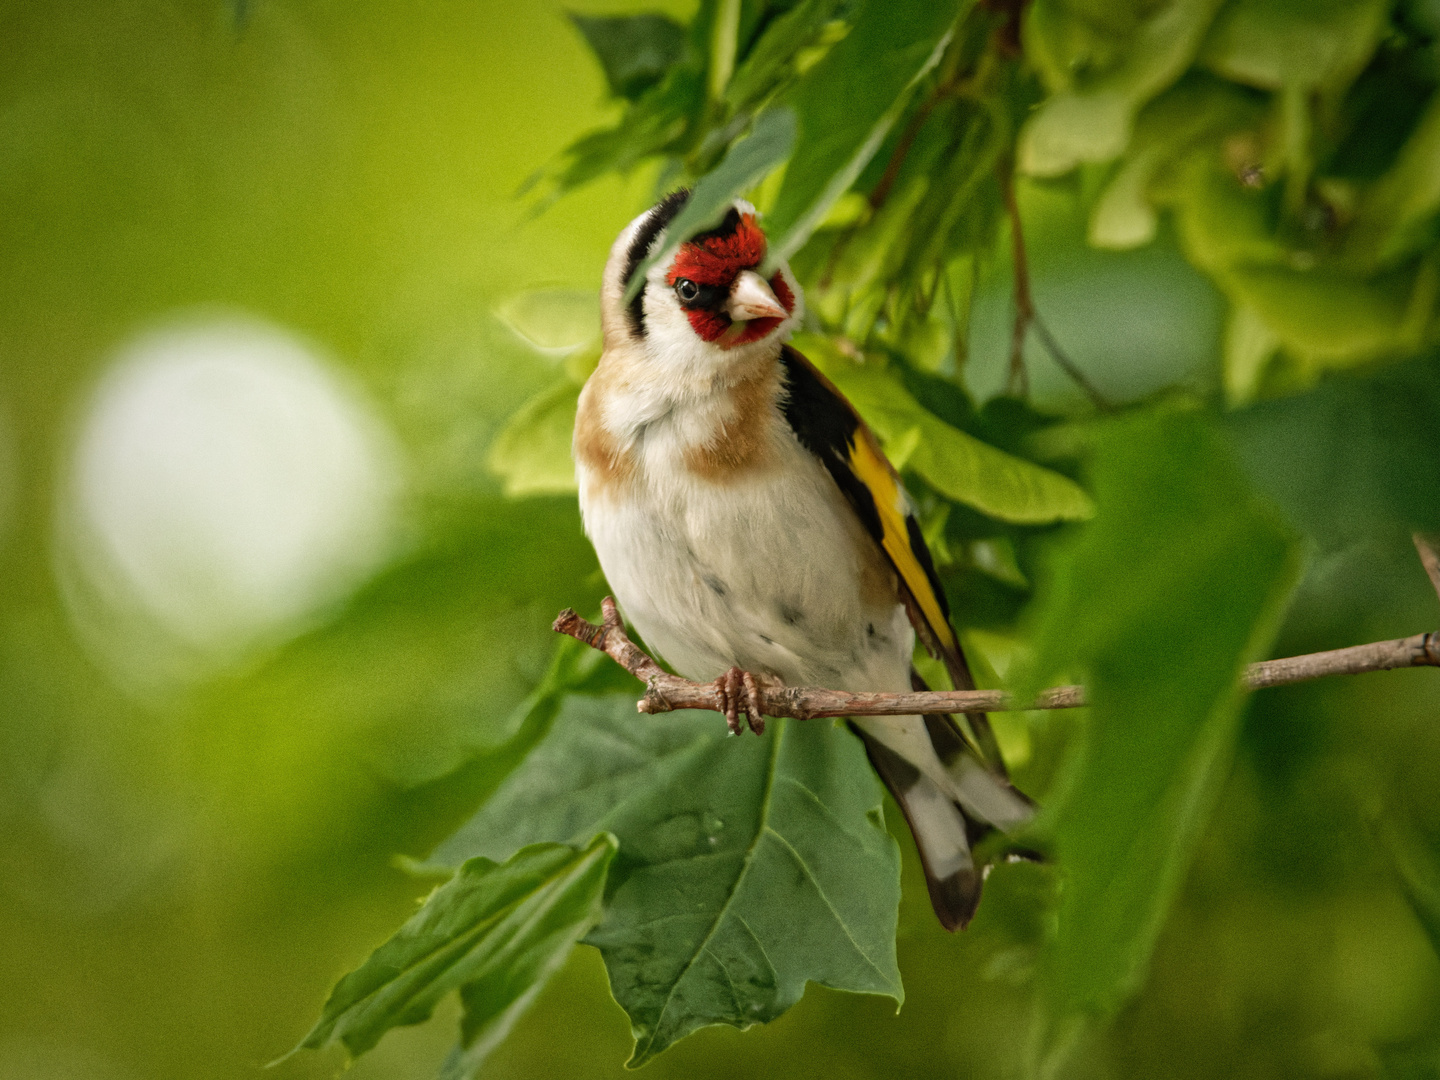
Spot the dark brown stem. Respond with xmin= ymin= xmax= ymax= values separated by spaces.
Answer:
xmin=1031 ymin=311 xmax=1112 ymax=411
xmin=870 ymin=92 xmax=945 ymax=212
xmin=999 ymin=162 xmax=1112 ymax=410
xmin=1001 ymin=160 xmax=1032 ymax=399
xmin=554 ymin=599 xmax=1440 ymax=722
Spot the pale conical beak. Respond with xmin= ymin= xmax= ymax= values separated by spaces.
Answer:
xmin=726 ymin=270 xmax=788 ymax=322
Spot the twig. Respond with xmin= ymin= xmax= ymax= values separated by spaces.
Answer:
xmin=1031 ymin=311 xmax=1112 ymax=411
xmin=554 ymin=599 xmax=1439 ymax=723
xmin=1000 ymin=162 xmax=1031 ymax=400
xmin=999 ymin=163 xmax=1112 ymax=411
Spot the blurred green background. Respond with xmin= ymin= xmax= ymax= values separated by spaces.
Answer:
xmin=3 ymin=2 xmax=1439 ymax=1079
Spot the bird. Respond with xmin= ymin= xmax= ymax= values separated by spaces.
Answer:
xmin=573 ymin=190 xmax=1035 ymax=930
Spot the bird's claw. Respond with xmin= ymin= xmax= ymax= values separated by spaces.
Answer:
xmin=716 ymin=666 xmax=767 ymax=736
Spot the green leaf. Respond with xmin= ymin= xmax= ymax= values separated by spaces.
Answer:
xmin=1375 ymin=810 xmax=1440 ymax=957
xmin=723 ymin=0 xmax=845 ymax=113
xmin=297 ymin=835 xmax=616 ymax=1075
xmin=569 ymin=13 xmax=689 ymax=101
xmin=496 ymin=288 xmax=599 ymax=355
xmin=796 ymin=334 xmax=1094 ymax=524
xmin=1088 ymin=77 xmax=1256 ymax=250
xmin=1019 ymin=0 xmax=1227 ymax=176
xmin=486 ymin=379 xmax=580 ymax=498
xmin=549 ymin=64 xmax=705 ymax=195
xmin=1224 ymin=355 xmax=1440 ymax=547
xmin=1198 ymin=0 xmax=1389 ymax=94
xmin=1027 ymin=410 xmax=1299 ymax=1017
xmin=763 ymin=0 xmax=958 ymax=262
xmin=1221 ymin=302 xmax=1280 ymax=406
xmin=432 ymin=694 xmax=904 ymax=1066
xmin=1173 ymin=154 xmax=1435 ymax=371
xmin=622 ymin=106 xmax=796 ymax=305
xmin=1350 ymin=92 xmax=1440 ymax=268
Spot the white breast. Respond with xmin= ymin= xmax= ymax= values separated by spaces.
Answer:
xmin=578 ymin=395 xmax=914 ymax=692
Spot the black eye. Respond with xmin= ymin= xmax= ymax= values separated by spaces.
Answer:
xmin=674 ymin=278 xmax=700 ymax=303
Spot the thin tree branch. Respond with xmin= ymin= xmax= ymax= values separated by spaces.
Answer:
xmin=999 ymin=162 xmax=1112 ymax=411
xmin=1000 ymin=162 xmax=1032 ymax=400
xmin=554 ymin=599 xmax=1439 ymax=723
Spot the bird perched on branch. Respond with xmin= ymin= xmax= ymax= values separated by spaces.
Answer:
xmin=574 ymin=191 xmax=1034 ymax=930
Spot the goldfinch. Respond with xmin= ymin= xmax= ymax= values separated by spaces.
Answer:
xmin=574 ymin=191 xmax=1034 ymax=930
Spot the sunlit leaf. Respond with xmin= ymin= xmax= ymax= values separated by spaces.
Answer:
xmin=1019 ymin=0 xmax=1227 ymax=176
xmin=569 ymin=12 xmax=689 ymax=101
xmin=1198 ymin=0 xmax=1389 ymax=94
xmin=432 ymin=695 xmax=904 ymax=1066
xmin=486 ymin=379 xmax=579 ymax=497
xmin=763 ymin=0 xmax=958 ymax=262
xmin=1221 ymin=302 xmax=1280 ymax=406
xmin=297 ymin=835 xmax=616 ymax=1075
xmin=496 ymin=289 xmax=598 ymax=355
xmin=1173 ymin=155 xmax=1433 ymax=371
xmin=797 ymin=335 xmax=1094 ymax=524
xmin=1027 ymin=411 xmax=1299 ymax=1016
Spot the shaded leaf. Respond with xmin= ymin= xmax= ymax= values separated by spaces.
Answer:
xmin=298 ymin=835 xmax=616 ymax=1073
xmin=764 ymin=0 xmax=958 ymax=262
xmin=570 ymin=13 xmax=689 ymax=101
xmin=797 ymin=334 xmax=1094 ymax=524
xmin=1173 ymin=154 xmax=1434 ymax=371
xmin=1350 ymin=91 xmax=1440 ymax=268
xmin=432 ymin=694 xmax=903 ymax=1066
xmin=550 ymin=64 xmax=705 ymax=194
xmin=724 ymin=0 xmax=846 ymax=113
xmin=1224 ymin=355 xmax=1440 ymax=548
xmin=1375 ymin=810 xmax=1440 ymax=956
xmin=1027 ymin=410 xmax=1299 ymax=1016
xmin=486 ymin=379 xmax=580 ymax=497
xmin=1088 ymin=76 xmax=1257 ymax=250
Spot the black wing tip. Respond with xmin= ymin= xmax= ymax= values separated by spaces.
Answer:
xmin=622 ymin=188 xmax=692 ymax=337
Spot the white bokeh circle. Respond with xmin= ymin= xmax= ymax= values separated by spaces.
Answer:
xmin=56 ymin=315 xmax=403 ymax=688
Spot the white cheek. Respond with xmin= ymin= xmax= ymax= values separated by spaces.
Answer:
xmin=640 ymin=263 xmax=805 ymax=373
xmin=641 ymin=279 xmax=729 ymax=377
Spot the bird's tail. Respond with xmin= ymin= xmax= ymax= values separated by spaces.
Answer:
xmin=852 ymin=672 xmax=1038 ymax=931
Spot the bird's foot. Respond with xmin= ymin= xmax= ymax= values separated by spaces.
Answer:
xmin=715 ymin=666 xmax=769 ymax=736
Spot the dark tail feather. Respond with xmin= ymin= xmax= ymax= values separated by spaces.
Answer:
xmin=852 ymin=672 xmax=1041 ymax=931
xmin=912 ymin=668 xmax=1035 ymax=819
xmin=930 ymin=647 xmax=1009 ymax=779
xmin=854 ymin=725 xmax=986 ymax=931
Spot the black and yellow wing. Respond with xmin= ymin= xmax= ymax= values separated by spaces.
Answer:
xmin=778 ymin=344 xmax=1004 ymax=771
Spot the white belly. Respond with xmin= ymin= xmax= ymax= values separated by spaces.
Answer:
xmin=580 ymin=435 xmax=914 ymax=693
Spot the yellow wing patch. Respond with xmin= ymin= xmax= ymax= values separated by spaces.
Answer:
xmin=846 ymin=429 xmax=957 ymax=654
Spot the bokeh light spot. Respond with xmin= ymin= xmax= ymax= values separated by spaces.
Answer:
xmin=56 ymin=315 xmax=403 ymax=690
